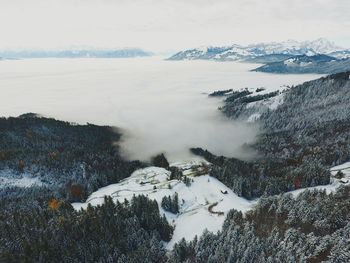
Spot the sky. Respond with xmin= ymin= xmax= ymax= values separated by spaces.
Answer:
xmin=0 ymin=0 xmax=349 ymax=52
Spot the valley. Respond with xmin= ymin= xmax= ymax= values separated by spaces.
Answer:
xmin=2 ymin=0 xmax=350 ymax=261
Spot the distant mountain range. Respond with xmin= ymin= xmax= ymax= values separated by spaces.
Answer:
xmin=168 ymin=38 xmax=350 ymax=62
xmin=168 ymin=38 xmax=350 ymax=74
xmin=0 ymin=48 xmax=152 ymax=59
xmin=253 ymin=54 xmax=350 ymax=74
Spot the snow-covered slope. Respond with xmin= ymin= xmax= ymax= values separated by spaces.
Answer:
xmin=168 ymin=38 xmax=348 ymax=62
xmin=329 ymin=50 xmax=350 ymax=59
xmin=72 ymin=159 xmax=350 ymax=248
xmin=249 ymin=38 xmax=343 ymax=56
xmin=245 ymin=92 xmax=285 ymax=122
xmin=219 ymin=86 xmax=287 ymax=122
xmin=72 ymin=164 xmax=256 ymax=248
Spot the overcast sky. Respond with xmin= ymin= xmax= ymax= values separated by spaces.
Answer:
xmin=0 ymin=0 xmax=349 ymax=52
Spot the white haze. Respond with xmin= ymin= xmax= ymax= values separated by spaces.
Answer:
xmin=0 ymin=57 xmax=320 ymax=161
xmin=0 ymin=0 xmax=349 ymax=51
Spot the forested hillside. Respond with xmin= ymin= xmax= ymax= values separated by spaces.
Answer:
xmin=193 ymin=72 xmax=350 ymax=199
xmin=168 ymin=186 xmax=350 ymax=262
xmin=1 ymin=195 xmax=173 ymax=262
xmin=0 ymin=113 xmax=143 ymax=202
xmin=0 ymin=115 xmax=173 ymax=262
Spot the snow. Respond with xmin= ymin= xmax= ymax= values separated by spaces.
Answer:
xmin=220 ymin=46 xmax=252 ymax=57
xmin=284 ymin=58 xmax=296 ymax=64
xmin=70 ymin=159 xmax=350 ymax=248
xmin=330 ymin=162 xmax=350 ymax=172
xmin=170 ymin=159 xmax=210 ymax=170
xmin=287 ymin=162 xmax=350 ymax=197
xmin=308 ymin=38 xmax=343 ymax=54
xmin=330 ymin=51 xmax=350 ymax=59
xmin=247 ymin=113 xmax=261 ymax=122
xmin=191 ymin=45 xmax=252 ymax=60
xmin=245 ymin=91 xmax=284 ymax=111
xmin=306 ymin=50 xmax=316 ymax=56
xmin=284 ymin=58 xmax=312 ymax=68
xmin=267 ymin=93 xmax=284 ymax=110
xmin=71 ymin=160 xmax=349 ymax=248
xmin=0 ymin=169 xmax=43 ymax=188
xmin=226 ymin=54 xmax=239 ymax=60
xmin=249 ymin=38 xmax=343 ymax=56
xmin=72 ymin=165 xmax=256 ymax=249
xmin=300 ymin=62 xmax=312 ymax=67
xmin=245 ymin=93 xmax=284 ymax=122
xmin=340 ymin=178 xmax=349 ymax=184
xmin=175 ymin=39 xmax=346 ymax=61
xmin=284 ymin=58 xmax=298 ymax=66
xmin=197 ymin=46 xmax=208 ymax=53
xmin=288 ymin=182 xmax=338 ymax=197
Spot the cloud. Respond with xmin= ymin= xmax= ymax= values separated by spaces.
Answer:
xmin=0 ymin=57 xmax=319 ymax=162
xmin=0 ymin=0 xmax=348 ymax=51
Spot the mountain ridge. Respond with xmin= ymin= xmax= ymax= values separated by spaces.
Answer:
xmin=168 ymin=38 xmax=349 ymax=62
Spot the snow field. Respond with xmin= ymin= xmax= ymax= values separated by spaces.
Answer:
xmin=72 ymin=165 xmax=256 ymax=248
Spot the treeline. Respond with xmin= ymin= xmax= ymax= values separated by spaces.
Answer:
xmin=167 ymin=186 xmax=350 ymax=262
xmin=0 ymin=195 xmax=173 ymax=263
xmin=224 ymin=89 xmax=252 ymax=102
xmin=208 ymin=89 xmax=233 ymax=97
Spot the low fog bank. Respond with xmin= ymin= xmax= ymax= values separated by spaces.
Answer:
xmin=118 ymin=110 xmax=259 ymax=162
xmin=0 ymin=57 xmax=320 ymax=162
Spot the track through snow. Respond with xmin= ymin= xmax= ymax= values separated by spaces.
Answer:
xmin=72 ymin=165 xmax=256 ymax=248
xmin=72 ymin=162 xmax=350 ymax=248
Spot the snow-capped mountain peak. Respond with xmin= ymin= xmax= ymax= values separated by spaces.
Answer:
xmin=307 ymin=38 xmax=342 ymax=54
xmin=168 ymin=38 xmax=348 ymax=61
